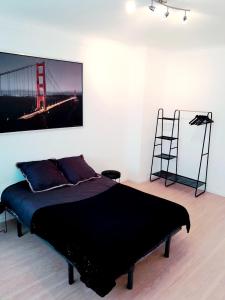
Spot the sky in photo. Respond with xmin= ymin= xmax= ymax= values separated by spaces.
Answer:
xmin=0 ymin=52 xmax=83 ymax=94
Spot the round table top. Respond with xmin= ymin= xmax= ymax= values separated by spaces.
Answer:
xmin=101 ymin=170 xmax=121 ymax=180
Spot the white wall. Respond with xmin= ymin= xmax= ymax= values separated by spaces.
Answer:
xmin=138 ymin=49 xmax=169 ymax=181
xmin=140 ymin=46 xmax=225 ymax=197
xmin=0 ymin=17 xmax=148 ymax=196
xmin=161 ymin=47 xmax=225 ymax=196
xmin=0 ymin=14 xmax=225 ymax=208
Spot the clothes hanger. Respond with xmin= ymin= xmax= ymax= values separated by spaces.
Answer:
xmin=189 ymin=115 xmax=199 ymax=125
xmin=189 ymin=115 xmax=214 ymax=126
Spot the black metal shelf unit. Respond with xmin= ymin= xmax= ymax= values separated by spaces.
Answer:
xmin=150 ymin=109 xmax=213 ymax=197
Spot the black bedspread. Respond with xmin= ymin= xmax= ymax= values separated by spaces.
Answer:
xmin=1 ymin=177 xmax=115 ymax=228
xmin=32 ymin=183 xmax=190 ymax=297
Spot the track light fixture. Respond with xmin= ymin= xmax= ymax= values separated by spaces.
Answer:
xmin=165 ymin=7 xmax=169 ymax=18
xmin=126 ymin=0 xmax=136 ymax=14
xmin=149 ymin=0 xmax=190 ymax=22
xmin=183 ymin=11 xmax=187 ymax=22
xmin=149 ymin=0 xmax=155 ymax=12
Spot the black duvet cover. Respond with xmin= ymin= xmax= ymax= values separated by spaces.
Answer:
xmin=31 ymin=183 xmax=190 ymax=297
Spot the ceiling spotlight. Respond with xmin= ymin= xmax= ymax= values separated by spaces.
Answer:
xmin=126 ymin=1 xmax=136 ymax=14
xmin=149 ymin=0 xmax=155 ymax=12
xmin=165 ymin=8 xmax=169 ymax=18
xmin=149 ymin=5 xmax=155 ymax=11
xmin=148 ymin=0 xmax=190 ymax=23
xmin=183 ymin=11 xmax=187 ymax=22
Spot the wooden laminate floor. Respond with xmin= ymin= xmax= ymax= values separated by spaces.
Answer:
xmin=0 ymin=180 xmax=225 ymax=300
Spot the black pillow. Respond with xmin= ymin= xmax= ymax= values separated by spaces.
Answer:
xmin=57 ymin=155 xmax=98 ymax=184
xmin=17 ymin=159 xmax=70 ymax=193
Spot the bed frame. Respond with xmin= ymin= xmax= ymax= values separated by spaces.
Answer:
xmin=5 ymin=206 xmax=181 ymax=291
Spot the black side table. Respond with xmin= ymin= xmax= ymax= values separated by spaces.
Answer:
xmin=0 ymin=203 xmax=7 ymax=233
xmin=101 ymin=170 xmax=121 ymax=182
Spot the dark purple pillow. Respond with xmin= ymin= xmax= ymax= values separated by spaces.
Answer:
xmin=57 ymin=155 xmax=97 ymax=184
xmin=16 ymin=159 xmax=70 ymax=193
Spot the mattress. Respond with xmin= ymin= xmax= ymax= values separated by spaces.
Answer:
xmin=1 ymin=176 xmax=116 ymax=228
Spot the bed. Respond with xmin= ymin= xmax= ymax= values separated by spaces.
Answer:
xmin=1 ymin=176 xmax=190 ymax=297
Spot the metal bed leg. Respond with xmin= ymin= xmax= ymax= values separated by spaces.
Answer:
xmin=164 ymin=236 xmax=171 ymax=258
xmin=0 ymin=210 xmax=7 ymax=233
xmin=68 ymin=262 xmax=75 ymax=285
xmin=127 ymin=265 xmax=134 ymax=290
xmin=17 ymin=220 xmax=23 ymax=237
xmin=4 ymin=210 xmax=7 ymax=233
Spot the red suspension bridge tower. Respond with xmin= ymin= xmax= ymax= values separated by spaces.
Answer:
xmin=0 ymin=61 xmax=78 ymax=115
xmin=36 ymin=62 xmax=46 ymax=110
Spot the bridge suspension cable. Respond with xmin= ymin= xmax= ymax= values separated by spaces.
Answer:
xmin=0 ymin=61 xmax=67 ymax=110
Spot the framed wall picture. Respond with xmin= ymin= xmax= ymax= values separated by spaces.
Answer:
xmin=0 ymin=51 xmax=83 ymax=133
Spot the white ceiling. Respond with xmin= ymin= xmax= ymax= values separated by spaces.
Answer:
xmin=1 ymin=0 xmax=225 ymax=49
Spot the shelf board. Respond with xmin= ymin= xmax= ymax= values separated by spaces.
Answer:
xmin=156 ymin=136 xmax=178 ymax=141
xmin=154 ymin=153 xmax=177 ymax=160
xmin=152 ymin=170 xmax=205 ymax=188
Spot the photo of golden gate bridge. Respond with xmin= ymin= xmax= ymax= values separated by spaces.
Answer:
xmin=0 ymin=52 xmax=83 ymax=133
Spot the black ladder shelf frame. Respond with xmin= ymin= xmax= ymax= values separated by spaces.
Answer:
xmin=150 ymin=109 xmax=213 ymax=197
xmin=150 ymin=108 xmax=180 ymax=188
